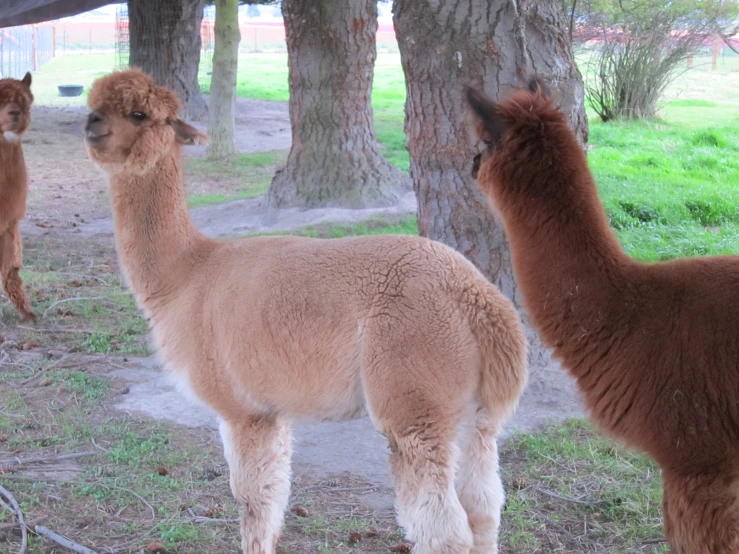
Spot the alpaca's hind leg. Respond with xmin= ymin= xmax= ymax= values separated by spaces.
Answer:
xmin=456 ymin=408 xmax=504 ymax=554
xmin=662 ymin=470 xmax=739 ymax=553
xmin=366 ymin=389 xmax=473 ymax=553
xmin=384 ymin=422 xmax=473 ymax=554
xmin=0 ymin=222 xmax=34 ymax=321
xmin=219 ymin=415 xmax=292 ymax=554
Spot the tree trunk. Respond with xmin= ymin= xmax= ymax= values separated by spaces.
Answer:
xmin=267 ymin=0 xmax=409 ymax=209
xmin=128 ymin=0 xmax=208 ymax=121
xmin=207 ymin=0 xmax=240 ymax=159
xmin=393 ymin=0 xmax=588 ymax=369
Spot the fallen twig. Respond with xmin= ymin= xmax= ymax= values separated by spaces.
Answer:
xmin=34 ymin=525 xmax=99 ymax=554
xmin=103 ymin=485 xmax=155 ymax=520
xmin=17 ymin=325 xmax=94 ymax=334
xmin=54 ymin=272 xmax=111 ymax=287
xmin=192 ymin=516 xmax=240 ymax=524
xmin=91 ymin=438 xmax=110 ymax=453
xmin=0 ymin=451 xmax=97 ymax=469
xmin=0 ymin=515 xmax=47 ymax=530
xmin=323 ymin=486 xmax=377 ymax=494
xmin=43 ymin=296 xmax=108 ymax=317
xmin=533 ymin=486 xmax=609 ymax=507
xmin=0 ymin=484 xmax=28 ymax=554
xmin=20 ymin=355 xmax=68 ymax=385
xmin=0 ymin=408 xmax=24 ymax=418
xmin=641 ymin=537 xmax=667 ymax=545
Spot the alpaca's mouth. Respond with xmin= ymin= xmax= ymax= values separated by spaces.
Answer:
xmin=85 ymin=131 xmax=110 ymax=144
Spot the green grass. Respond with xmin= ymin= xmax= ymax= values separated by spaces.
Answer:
xmin=185 ymin=149 xmax=288 ymax=207
xmin=590 ymin=119 xmax=739 ymax=260
xmin=294 ymin=215 xmax=418 ymax=239
xmin=501 ymin=419 xmax=666 ymax=553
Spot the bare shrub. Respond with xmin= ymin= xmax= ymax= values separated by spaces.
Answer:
xmin=572 ymin=1 xmax=738 ymax=121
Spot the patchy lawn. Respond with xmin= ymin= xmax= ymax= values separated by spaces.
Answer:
xmin=0 ymin=351 xmax=666 ymax=553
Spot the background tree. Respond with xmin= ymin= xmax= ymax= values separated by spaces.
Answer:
xmin=267 ymin=0 xmax=409 ymax=209
xmin=207 ymin=0 xmax=241 ymax=159
xmin=128 ymin=0 xmax=208 ymax=120
xmin=393 ymin=0 xmax=587 ymax=369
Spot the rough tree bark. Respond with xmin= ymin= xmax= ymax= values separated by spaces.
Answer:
xmin=128 ymin=0 xmax=208 ymax=121
xmin=267 ymin=0 xmax=409 ymax=209
xmin=207 ymin=0 xmax=240 ymax=159
xmin=393 ymin=0 xmax=587 ymax=369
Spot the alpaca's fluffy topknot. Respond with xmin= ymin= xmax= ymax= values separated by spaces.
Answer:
xmin=88 ymin=68 xmax=180 ymax=121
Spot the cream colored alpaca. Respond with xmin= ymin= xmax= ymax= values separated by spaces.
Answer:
xmin=85 ymin=69 xmax=528 ymax=554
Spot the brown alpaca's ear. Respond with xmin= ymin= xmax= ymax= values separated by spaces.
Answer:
xmin=526 ymin=75 xmax=551 ymax=97
xmin=167 ymin=118 xmax=208 ymax=146
xmin=21 ymin=72 xmax=32 ymax=89
xmin=465 ymin=87 xmax=507 ymax=146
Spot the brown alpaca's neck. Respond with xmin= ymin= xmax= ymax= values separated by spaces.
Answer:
xmin=0 ymin=141 xmax=28 ymax=220
xmin=494 ymin=143 xmax=633 ymax=364
xmin=110 ymin=146 xmax=207 ymax=308
xmin=0 ymin=141 xmax=25 ymax=177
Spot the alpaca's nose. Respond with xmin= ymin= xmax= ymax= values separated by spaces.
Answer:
xmin=86 ymin=110 xmax=103 ymax=130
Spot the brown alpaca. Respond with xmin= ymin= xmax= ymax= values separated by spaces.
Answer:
xmin=466 ymin=79 xmax=739 ymax=553
xmin=0 ymin=72 xmax=35 ymax=321
xmin=84 ymin=69 xmax=528 ymax=554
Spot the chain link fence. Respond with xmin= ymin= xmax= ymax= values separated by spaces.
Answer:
xmin=0 ymin=24 xmax=54 ymax=79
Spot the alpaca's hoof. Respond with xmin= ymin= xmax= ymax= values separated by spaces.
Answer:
xmin=19 ymin=310 xmax=36 ymax=322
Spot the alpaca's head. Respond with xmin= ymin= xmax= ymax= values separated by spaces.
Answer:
xmin=85 ymin=69 xmax=206 ymax=176
xmin=466 ymin=77 xmax=574 ymax=207
xmin=0 ymin=72 xmax=33 ymax=145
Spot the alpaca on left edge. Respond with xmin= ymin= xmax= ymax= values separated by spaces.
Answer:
xmin=0 ymin=72 xmax=35 ymax=321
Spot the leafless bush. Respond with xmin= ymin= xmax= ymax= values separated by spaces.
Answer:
xmin=585 ymin=27 xmax=695 ymax=121
xmin=569 ymin=0 xmax=738 ymax=121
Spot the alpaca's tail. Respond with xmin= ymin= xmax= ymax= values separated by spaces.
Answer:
xmin=459 ymin=278 xmax=528 ymax=424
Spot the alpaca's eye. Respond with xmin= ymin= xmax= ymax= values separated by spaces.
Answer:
xmin=130 ymin=111 xmax=147 ymax=122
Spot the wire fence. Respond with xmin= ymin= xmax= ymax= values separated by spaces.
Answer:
xmin=0 ymin=24 xmax=54 ymax=79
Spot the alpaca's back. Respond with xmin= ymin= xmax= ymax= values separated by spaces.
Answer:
xmin=149 ymin=233 xmax=526 ymax=424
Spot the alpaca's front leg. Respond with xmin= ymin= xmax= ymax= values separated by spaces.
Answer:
xmin=219 ymin=415 xmax=292 ymax=554
xmin=0 ymin=221 xmax=34 ymax=321
xmin=662 ymin=469 xmax=739 ymax=554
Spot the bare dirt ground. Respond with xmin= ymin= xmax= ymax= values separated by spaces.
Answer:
xmin=1 ymin=101 xmax=588 ymax=553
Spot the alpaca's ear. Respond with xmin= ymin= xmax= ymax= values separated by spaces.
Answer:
xmin=21 ymin=72 xmax=32 ymax=89
xmin=465 ymin=87 xmax=507 ymax=146
xmin=167 ymin=118 xmax=208 ymax=146
xmin=526 ymin=75 xmax=551 ymax=98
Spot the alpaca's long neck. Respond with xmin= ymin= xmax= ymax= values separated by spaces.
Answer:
xmin=0 ymin=141 xmax=28 ymax=215
xmin=0 ymin=141 xmax=25 ymax=178
xmin=109 ymin=147 xmax=207 ymax=309
xmin=498 ymin=155 xmax=633 ymax=359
